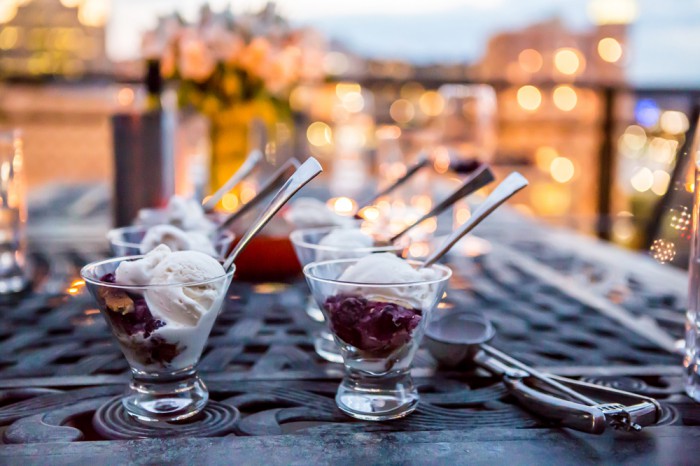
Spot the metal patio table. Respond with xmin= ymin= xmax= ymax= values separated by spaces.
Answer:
xmin=0 ymin=213 xmax=698 ymax=465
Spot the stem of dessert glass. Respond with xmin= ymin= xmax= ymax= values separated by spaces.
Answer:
xmin=354 ymin=153 xmax=429 ymax=218
xmin=223 ymin=157 xmax=323 ymax=272
xmin=217 ymin=158 xmax=300 ymax=232
xmin=421 ymin=172 xmax=529 ymax=268
xmin=202 ymin=149 xmax=263 ymax=212
xmin=389 ymin=164 xmax=494 ymax=242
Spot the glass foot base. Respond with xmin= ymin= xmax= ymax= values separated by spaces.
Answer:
xmin=336 ymin=371 xmax=419 ymax=421
xmin=123 ymin=370 xmax=208 ymax=423
xmin=314 ymin=329 xmax=343 ymax=363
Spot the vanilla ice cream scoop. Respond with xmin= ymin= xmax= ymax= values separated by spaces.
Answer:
xmin=146 ymin=250 xmax=225 ymax=326
xmin=316 ymin=228 xmax=374 ymax=261
xmin=284 ymin=197 xmax=354 ymax=229
xmin=137 ymin=195 xmax=215 ymax=232
xmin=140 ymin=225 xmax=217 ymax=257
xmin=114 ymin=245 xmax=226 ymax=327
xmin=116 ymin=244 xmax=171 ymax=286
xmin=165 ymin=195 xmax=215 ymax=232
xmin=338 ymin=253 xmax=439 ymax=309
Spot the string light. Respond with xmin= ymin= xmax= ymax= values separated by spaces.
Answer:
xmin=650 ymin=239 xmax=676 ymax=264
xmin=669 ymin=206 xmax=691 ymax=232
xmin=517 ymin=85 xmax=541 ymax=111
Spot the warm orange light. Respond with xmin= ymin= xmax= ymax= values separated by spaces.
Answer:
xmin=222 ymin=193 xmax=239 ymax=212
xmin=517 ymin=85 xmax=542 ymax=111
xmin=239 ymin=181 xmax=257 ymax=204
xmin=307 ymin=121 xmax=332 ymax=147
xmin=376 ymin=125 xmax=401 ymax=140
xmin=550 ymin=157 xmax=575 ymax=183
xmin=554 ymin=48 xmax=584 ymax=75
xmin=390 ymin=99 xmax=415 ymax=124
xmin=535 ymin=146 xmax=558 ymax=171
xmin=518 ymin=49 xmax=543 ymax=73
xmin=328 ymin=196 xmax=356 ymax=216
xmin=598 ymin=37 xmax=623 ymax=63
xmin=552 ymin=85 xmax=577 ymax=111
xmin=360 ymin=206 xmax=380 ymax=221
xmin=418 ymin=91 xmax=445 ymax=116
xmin=433 ymin=147 xmax=451 ymax=174
xmin=117 ymin=87 xmax=135 ymax=107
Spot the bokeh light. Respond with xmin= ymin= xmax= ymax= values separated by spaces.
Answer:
xmin=328 ymin=197 xmax=356 ymax=216
xmin=307 ymin=121 xmax=332 ymax=147
xmin=517 ymin=85 xmax=542 ymax=111
xmin=418 ymin=91 xmax=445 ymax=116
xmin=390 ymin=99 xmax=415 ymax=124
xmin=651 ymin=170 xmax=671 ymax=196
xmin=554 ymin=48 xmax=584 ymax=75
xmin=597 ymin=37 xmax=623 ymax=63
xmin=660 ymin=111 xmax=690 ymax=135
xmin=588 ymin=0 xmax=639 ymax=25
xmin=650 ymin=239 xmax=676 ymax=264
xmin=635 ymin=99 xmax=660 ymax=128
xmin=535 ymin=146 xmax=559 ymax=171
xmin=630 ymin=167 xmax=654 ymax=192
xmin=518 ymin=49 xmax=543 ymax=73
xmin=550 ymin=157 xmax=575 ymax=183
xmin=552 ymin=85 xmax=577 ymax=111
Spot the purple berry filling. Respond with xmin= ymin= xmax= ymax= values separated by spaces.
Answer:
xmin=96 ymin=272 xmax=183 ymax=366
xmin=324 ymin=294 xmax=422 ymax=353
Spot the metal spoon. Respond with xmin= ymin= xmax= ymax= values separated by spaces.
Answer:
xmin=202 ymin=149 xmax=263 ymax=212
xmin=217 ymin=158 xmax=301 ymax=232
xmin=389 ymin=164 xmax=494 ymax=242
xmin=355 ymin=154 xmax=430 ymax=218
xmin=223 ymin=157 xmax=323 ymax=272
xmin=421 ymin=172 xmax=529 ymax=268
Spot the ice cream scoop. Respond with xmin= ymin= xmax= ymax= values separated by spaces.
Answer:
xmin=140 ymin=224 xmax=217 ymax=257
xmin=316 ymin=228 xmax=374 ymax=261
xmin=284 ymin=197 xmax=353 ymax=229
xmin=137 ymin=195 xmax=215 ymax=232
xmin=337 ymin=253 xmax=439 ymax=309
xmin=115 ymin=245 xmax=226 ymax=327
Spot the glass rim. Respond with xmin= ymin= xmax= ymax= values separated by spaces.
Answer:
xmin=302 ymin=257 xmax=452 ymax=287
xmin=289 ymin=226 xmax=404 ymax=254
xmin=80 ymin=254 xmax=236 ymax=289
xmin=107 ymin=225 xmax=234 ymax=249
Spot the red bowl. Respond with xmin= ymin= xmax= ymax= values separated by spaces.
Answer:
xmin=231 ymin=235 xmax=301 ymax=281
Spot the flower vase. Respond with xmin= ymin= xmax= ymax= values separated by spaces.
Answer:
xmin=208 ymin=99 xmax=286 ymax=206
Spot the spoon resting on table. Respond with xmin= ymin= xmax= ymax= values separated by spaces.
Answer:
xmin=223 ymin=157 xmax=323 ymax=272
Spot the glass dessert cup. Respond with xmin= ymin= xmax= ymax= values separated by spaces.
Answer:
xmin=81 ymin=256 xmax=235 ymax=423
xmin=108 ymin=225 xmax=234 ymax=259
xmin=303 ymin=258 xmax=451 ymax=421
xmin=290 ymin=226 xmax=408 ymax=363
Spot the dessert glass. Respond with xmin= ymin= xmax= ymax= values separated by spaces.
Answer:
xmin=303 ymin=258 xmax=451 ymax=420
xmin=108 ymin=225 xmax=234 ymax=259
xmin=290 ymin=226 xmax=408 ymax=363
xmin=81 ymin=256 xmax=235 ymax=422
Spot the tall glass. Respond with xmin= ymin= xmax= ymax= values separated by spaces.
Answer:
xmin=0 ymin=129 xmax=27 ymax=294
xmin=686 ymin=119 xmax=700 ymax=401
xmin=437 ymin=84 xmax=497 ymax=164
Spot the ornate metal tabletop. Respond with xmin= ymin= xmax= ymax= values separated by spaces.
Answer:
xmin=1 ymin=217 xmax=698 ymax=464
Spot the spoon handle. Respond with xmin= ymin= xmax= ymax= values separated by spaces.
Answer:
xmin=202 ymin=149 xmax=263 ymax=212
xmin=217 ymin=158 xmax=300 ymax=231
xmin=223 ymin=157 xmax=323 ymax=271
xmin=390 ymin=164 xmax=494 ymax=242
xmin=355 ymin=154 xmax=429 ymax=217
xmin=421 ymin=172 xmax=528 ymax=268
